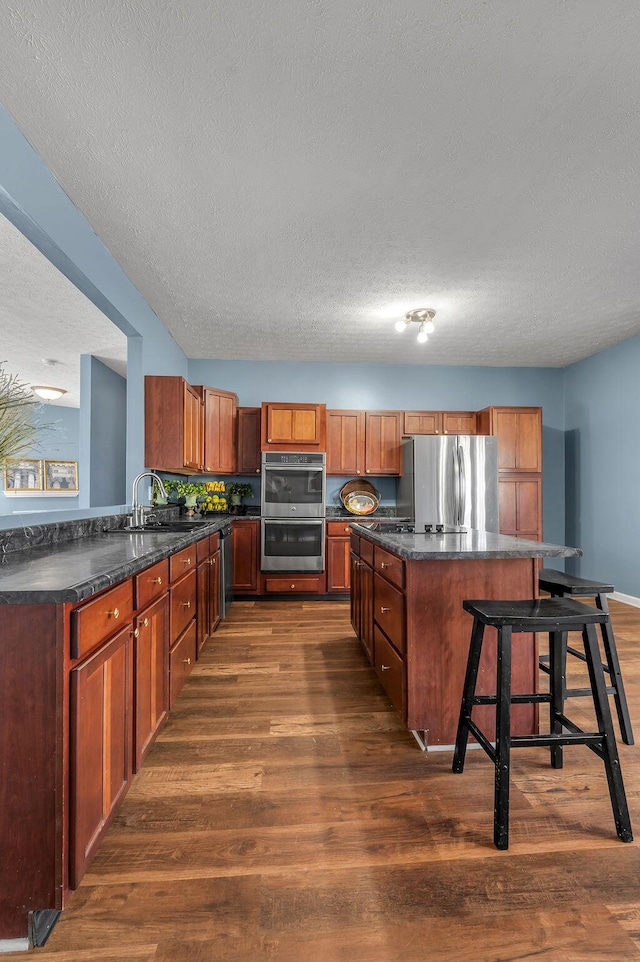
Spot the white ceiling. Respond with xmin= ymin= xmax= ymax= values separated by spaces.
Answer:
xmin=1 ymin=1 xmax=640 ymax=370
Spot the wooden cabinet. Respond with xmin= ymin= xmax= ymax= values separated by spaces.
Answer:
xmin=261 ymin=402 xmax=327 ymax=451
xmin=477 ymin=406 xmax=543 ymax=540
xmin=169 ymin=546 xmax=197 ymax=707
xmin=326 ymin=521 xmax=353 ymax=592
xmin=133 ymin=593 xmax=168 ymax=772
xmin=350 ymin=534 xmax=374 ymax=663
xmin=327 ymin=410 xmax=365 ymax=475
xmin=145 ymin=375 xmax=203 ymax=473
xmin=403 ymin=410 xmax=477 ymax=436
xmin=364 ymin=411 xmax=402 ymax=475
xmin=197 ymin=533 xmax=221 ymax=652
xmin=197 ymin=386 xmax=238 ymax=474
xmin=232 ymin=519 xmax=260 ymax=592
xmin=236 ymin=407 xmax=262 ymax=475
xmin=69 ymin=622 xmax=133 ymax=888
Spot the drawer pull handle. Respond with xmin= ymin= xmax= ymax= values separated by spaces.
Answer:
xmin=183 ymin=558 xmax=192 ymax=565
xmin=381 ymin=664 xmax=391 ymax=671
xmin=108 ymin=607 xmax=120 ymax=619
xmin=183 ymin=657 xmax=192 ymax=666
xmin=143 ymin=617 xmax=149 ymax=628
xmin=344 ymin=526 xmax=350 ymax=532
xmin=132 ymin=627 xmax=139 ymax=638
xmin=380 ymin=606 xmax=391 ymax=613
xmin=380 ymin=562 xmax=390 ymax=569
xmin=152 ymin=576 xmax=163 ymax=585
xmin=182 ymin=601 xmax=192 ymax=609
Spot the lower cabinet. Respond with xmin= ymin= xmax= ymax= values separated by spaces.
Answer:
xmin=134 ymin=593 xmax=169 ymax=772
xmin=232 ymin=519 xmax=260 ymax=592
xmin=69 ymin=624 xmax=133 ymax=888
xmin=326 ymin=521 xmax=352 ymax=592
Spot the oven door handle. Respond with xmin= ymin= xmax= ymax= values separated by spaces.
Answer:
xmin=262 ymin=518 xmax=324 ymax=525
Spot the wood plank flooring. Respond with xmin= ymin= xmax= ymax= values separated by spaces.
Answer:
xmin=8 ymin=599 xmax=640 ymax=960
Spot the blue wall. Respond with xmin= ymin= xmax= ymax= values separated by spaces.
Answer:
xmin=564 ymin=334 xmax=640 ymax=596
xmin=80 ymin=356 xmax=127 ymax=507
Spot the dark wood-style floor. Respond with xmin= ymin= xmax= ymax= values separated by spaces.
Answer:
xmin=9 ymin=598 xmax=640 ymax=960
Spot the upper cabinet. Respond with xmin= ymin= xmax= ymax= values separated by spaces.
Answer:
xmin=261 ymin=402 xmax=327 ymax=451
xmin=364 ymin=411 xmax=402 ymax=475
xmin=195 ymin=386 xmax=238 ymax=474
xmin=477 ymin=407 xmax=542 ymax=473
xmin=236 ymin=407 xmax=262 ymax=475
xmin=403 ymin=410 xmax=477 ymax=436
xmin=327 ymin=410 xmax=402 ymax=475
xmin=145 ymin=376 xmax=203 ymax=474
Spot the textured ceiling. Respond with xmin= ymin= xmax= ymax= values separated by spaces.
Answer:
xmin=0 ymin=214 xmax=127 ymax=407
xmin=1 ymin=1 xmax=640 ymax=368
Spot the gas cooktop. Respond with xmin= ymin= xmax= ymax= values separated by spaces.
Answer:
xmin=358 ymin=521 xmax=467 ymax=535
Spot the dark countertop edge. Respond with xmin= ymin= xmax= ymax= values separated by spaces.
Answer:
xmin=351 ymin=524 xmax=582 ymax=561
xmin=0 ymin=518 xmax=231 ymax=605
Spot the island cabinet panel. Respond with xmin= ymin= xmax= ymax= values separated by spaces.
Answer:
xmin=236 ymin=407 xmax=262 ymax=475
xmin=69 ymin=623 xmax=133 ymax=888
xmin=350 ymin=550 xmax=373 ymax=662
xmin=326 ymin=410 xmax=365 ymax=475
xmin=373 ymin=625 xmax=406 ymax=714
xmin=0 ymin=604 xmax=65 ymax=938
xmin=232 ymin=519 xmax=260 ymax=592
xmin=261 ymin=402 xmax=327 ymax=450
xmin=145 ymin=375 xmax=203 ymax=474
xmin=373 ymin=574 xmax=405 ymax=654
xmin=133 ymin=594 xmax=168 ymax=772
xmin=197 ymin=386 xmax=238 ymax=474
xmin=364 ymin=411 xmax=402 ymax=475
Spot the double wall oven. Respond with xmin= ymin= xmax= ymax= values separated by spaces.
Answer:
xmin=261 ymin=452 xmax=326 ymax=572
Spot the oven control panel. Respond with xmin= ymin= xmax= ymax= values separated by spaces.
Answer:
xmin=262 ymin=452 xmax=326 ymax=466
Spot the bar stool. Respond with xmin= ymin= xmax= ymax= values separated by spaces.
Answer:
xmin=538 ymin=568 xmax=634 ymax=745
xmin=452 ymin=598 xmax=633 ymax=850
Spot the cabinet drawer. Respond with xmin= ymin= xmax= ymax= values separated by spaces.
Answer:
xmin=169 ymin=545 xmax=197 ymax=582
xmin=373 ymin=626 xmax=405 ymax=715
xmin=327 ymin=520 xmax=353 ymax=537
xmin=196 ymin=536 xmax=211 ymax=564
xmin=170 ymin=569 xmax=197 ymax=642
xmin=71 ymin=580 xmax=134 ymax=660
xmin=263 ymin=574 xmax=326 ymax=594
xmin=209 ymin=532 xmax=220 ymax=553
xmin=134 ymin=559 xmax=169 ymax=610
xmin=170 ymin=619 xmax=197 ymax=707
xmin=374 ymin=574 xmax=405 ymax=654
xmin=360 ymin=537 xmax=374 ymax=567
xmin=374 ymin=545 xmax=404 ymax=589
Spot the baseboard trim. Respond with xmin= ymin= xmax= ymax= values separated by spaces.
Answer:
xmin=612 ymin=591 xmax=640 ymax=609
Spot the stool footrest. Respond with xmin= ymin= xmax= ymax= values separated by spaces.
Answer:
xmin=472 ymin=692 xmax=551 ymax=706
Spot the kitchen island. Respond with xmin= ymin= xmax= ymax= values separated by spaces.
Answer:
xmin=349 ymin=523 xmax=581 ymax=748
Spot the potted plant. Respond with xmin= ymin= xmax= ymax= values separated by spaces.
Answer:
xmin=226 ymin=481 xmax=253 ymax=514
xmin=163 ymin=480 xmax=207 ymax=513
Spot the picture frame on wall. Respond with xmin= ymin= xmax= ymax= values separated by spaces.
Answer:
xmin=4 ymin=459 xmax=43 ymax=491
xmin=44 ymin=460 xmax=78 ymax=492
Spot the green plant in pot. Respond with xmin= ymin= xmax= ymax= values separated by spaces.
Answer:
xmin=226 ymin=481 xmax=253 ymax=513
xmin=163 ymin=480 xmax=207 ymax=512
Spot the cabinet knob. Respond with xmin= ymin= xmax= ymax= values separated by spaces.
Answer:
xmin=381 ymin=664 xmax=390 ymax=671
xmin=356 ymin=470 xmax=361 ymax=475
xmin=108 ymin=607 xmax=120 ymax=619
xmin=182 ymin=600 xmax=191 ymax=609
xmin=290 ymin=583 xmax=296 ymax=589
xmin=268 ymin=438 xmax=272 ymax=443
xmin=132 ymin=627 xmax=139 ymax=638
xmin=183 ymin=657 xmax=192 ymax=666
xmin=366 ymin=469 xmax=371 ymax=473
xmin=344 ymin=526 xmax=350 ymax=533
xmin=183 ymin=557 xmax=192 ymax=565
xmin=152 ymin=576 xmax=163 ymax=585
xmin=212 ymin=557 xmax=216 ymax=564
xmin=380 ymin=562 xmax=390 ymax=569
xmin=143 ymin=617 xmax=149 ymax=628
xmin=380 ymin=606 xmax=391 ymax=613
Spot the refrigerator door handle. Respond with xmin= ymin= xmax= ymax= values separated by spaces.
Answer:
xmin=452 ymin=445 xmax=460 ymax=526
xmin=457 ymin=446 xmax=466 ymax=526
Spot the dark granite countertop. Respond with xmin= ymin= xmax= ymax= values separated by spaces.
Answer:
xmin=0 ymin=517 xmax=230 ymax=605
xmin=352 ymin=523 xmax=582 ymax=561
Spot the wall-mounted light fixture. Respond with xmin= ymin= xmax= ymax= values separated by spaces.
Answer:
xmin=31 ymin=385 xmax=67 ymax=401
xmin=394 ymin=308 xmax=436 ymax=343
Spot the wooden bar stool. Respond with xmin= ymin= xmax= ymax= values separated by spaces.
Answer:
xmin=538 ymin=568 xmax=634 ymax=746
xmin=452 ymin=598 xmax=633 ymax=850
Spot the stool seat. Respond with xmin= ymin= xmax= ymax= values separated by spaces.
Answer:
xmin=538 ymin=568 xmax=614 ymax=596
xmin=453 ymin=596 xmax=633 ymax=850
xmin=463 ymin=597 xmax=608 ymax=630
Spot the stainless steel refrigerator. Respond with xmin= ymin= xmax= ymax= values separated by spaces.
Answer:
xmin=397 ymin=435 xmax=499 ymax=533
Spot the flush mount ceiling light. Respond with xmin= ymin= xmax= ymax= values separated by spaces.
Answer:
xmin=31 ymin=385 xmax=67 ymax=401
xmin=394 ymin=308 xmax=436 ymax=343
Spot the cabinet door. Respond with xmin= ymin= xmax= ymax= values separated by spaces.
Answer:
xmin=499 ymin=477 xmax=542 ymax=540
xmin=350 ymin=551 xmax=362 ymax=638
xmin=360 ymin=560 xmax=374 ymax=663
xmin=403 ymin=411 xmax=442 ymax=435
xmin=364 ymin=411 xmax=402 ymax=475
xmin=261 ymin=403 xmax=327 ymax=450
xmin=69 ymin=625 xmax=132 ymax=888
xmin=196 ymin=559 xmax=210 ymax=653
xmin=326 ymin=535 xmax=351 ymax=592
xmin=326 ymin=410 xmax=365 ymax=475
xmin=492 ymin=408 xmax=542 ymax=473
xmin=236 ymin=407 xmax=262 ymax=475
xmin=134 ymin=594 xmax=168 ymax=772
xmin=232 ymin=520 xmax=259 ymax=592
xmin=183 ymin=382 xmax=203 ymax=471
xmin=209 ymin=547 xmax=221 ymax=633
xmin=442 ymin=411 xmax=477 ymax=435
xmin=200 ymin=387 xmax=238 ymax=474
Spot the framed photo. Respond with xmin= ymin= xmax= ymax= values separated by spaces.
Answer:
xmin=4 ymin=459 xmax=43 ymax=491
xmin=44 ymin=460 xmax=78 ymax=492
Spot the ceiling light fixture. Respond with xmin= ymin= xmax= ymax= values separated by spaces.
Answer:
xmin=395 ymin=308 xmax=436 ymax=343
xmin=31 ymin=385 xmax=67 ymax=401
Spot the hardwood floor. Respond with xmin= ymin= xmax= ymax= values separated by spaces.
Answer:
xmin=9 ymin=599 xmax=640 ymax=960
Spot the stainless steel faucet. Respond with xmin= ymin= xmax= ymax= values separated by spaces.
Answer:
xmin=130 ymin=472 xmax=168 ymax=528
